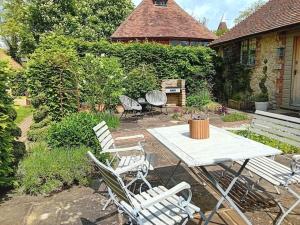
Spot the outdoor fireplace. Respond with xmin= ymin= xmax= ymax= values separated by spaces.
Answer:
xmin=161 ymin=79 xmax=186 ymax=107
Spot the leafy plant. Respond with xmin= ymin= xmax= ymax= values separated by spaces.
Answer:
xmin=124 ymin=64 xmax=159 ymax=99
xmin=26 ymin=41 xmax=80 ymax=121
xmin=80 ymin=54 xmax=125 ymax=111
xmin=221 ymin=112 xmax=249 ymax=122
xmin=186 ymin=84 xmax=212 ymax=109
xmin=0 ymin=60 xmax=21 ymax=188
xmin=255 ymin=59 xmax=269 ymax=102
xmin=27 ymin=126 xmax=49 ymax=142
xmin=10 ymin=70 xmax=27 ymax=96
xmin=16 ymin=143 xmax=93 ymax=195
xmin=47 ymin=112 xmax=119 ymax=151
xmin=234 ymin=130 xmax=300 ymax=154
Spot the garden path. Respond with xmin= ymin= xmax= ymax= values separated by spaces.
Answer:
xmin=18 ymin=115 xmax=33 ymax=143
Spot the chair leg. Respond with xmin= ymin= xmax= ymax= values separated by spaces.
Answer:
xmin=102 ymin=198 xmax=112 ymax=210
xmin=276 ymin=187 xmax=300 ymax=225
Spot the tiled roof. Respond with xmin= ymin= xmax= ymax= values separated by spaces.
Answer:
xmin=211 ymin=0 xmax=300 ymax=46
xmin=111 ymin=0 xmax=217 ymax=41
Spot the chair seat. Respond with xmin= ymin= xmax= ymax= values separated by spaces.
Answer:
xmin=118 ymin=155 xmax=154 ymax=171
xmin=237 ymin=157 xmax=300 ymax=186
xmin=134 ymin=186 xmax=198 ymax=225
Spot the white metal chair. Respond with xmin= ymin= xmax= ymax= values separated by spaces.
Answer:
xmin=93 ymin=121 xmax=153 ymax=209
xmin=146 ymin=90 xmax=168 ymax=115
xmin=119 ymin=95 xmax=143 ymax=118
xmin=87 ymin=151 xmax=202 ymax=225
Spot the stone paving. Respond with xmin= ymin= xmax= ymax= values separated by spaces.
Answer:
xmin=0 ymin=112 xmax=299 ymax=225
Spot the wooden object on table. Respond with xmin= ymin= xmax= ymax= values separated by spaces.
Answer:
xmin=188 ymin=119 xmax=209 ymax=139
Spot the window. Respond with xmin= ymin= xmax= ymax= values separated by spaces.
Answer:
xmin=240 ymin=38 xmax=256 ymax=66
xmin=170 ymin=40 xmax=189 ymax=46
xmin=154 ymin=0 xmax=167 ymax=6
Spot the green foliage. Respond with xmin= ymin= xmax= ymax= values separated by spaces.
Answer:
xmin=30 ymin=116 xmax=52 ymax=130
xmin=27 ymin=126 xmax=49 ymax=142
xmin=26 ymin=38 xmax=80 ymax=121
xmin=186 ymin=85 xmax=212 ymax=109
xmin=47 ymin=112 xmax=119 ymax=151
xmin=255 ymin=59 xmax=269 ymax=102
xmin=0 ymin=0 xmax=134 ymax=58
xmin=221 ymin=113 xmax=249 ymax=122
xmin=14 ymin=105 xmax=33 ymax=124
xmin=16 ymin=143 xmax=92 ymax=195
xmin=32 ymin=106 xmax=49 ymax=123
xmin=0 ymin=60 xmax=20 ymax=187
xmin=234 ymin=0 xmax=266 ymax=24
xmin=78 ymin=40 xmax=217 ymax=92
xmin=124 ymin=64 xmax=159 ymax=99
xmin=10 ymin=70 xmax=27 ymax=96
xmin=234 ymin=130 xmax=300 ymax=154
xmin=80 ymin=54 xmax=125 ymax=110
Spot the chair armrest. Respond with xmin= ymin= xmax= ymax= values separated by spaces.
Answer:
xmin=140 ymin=182 xmax=191 ymax=209
xmin=115 ymin=134 xmax=145 ymax=141
xmin=291 ymin=155 xmax=300 ymax=173
xmin=115 ymin=159 xmax=145 ymax=175
xmin=102 ymin=145 xmax=143 ymax=153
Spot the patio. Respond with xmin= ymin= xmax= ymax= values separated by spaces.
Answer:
xmin=1 ymin=113 xmax=299 ymax=225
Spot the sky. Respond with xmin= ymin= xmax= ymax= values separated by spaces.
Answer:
xmin=132 ymin=0 xmax=261 ymax=30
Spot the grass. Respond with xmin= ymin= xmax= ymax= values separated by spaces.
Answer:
xmin=222 ymin=112 xmax=249 ymax=122
xmin=14 ymin=105 xmax=33 ymax=125
xmin=234 ymin=130 xmax=300 ymax=154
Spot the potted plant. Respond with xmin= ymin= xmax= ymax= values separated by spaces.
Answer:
xmin=254 ymin=59 xmax=269 ymax=111
xmin=188 ymin=108 xmax=209 ymax=140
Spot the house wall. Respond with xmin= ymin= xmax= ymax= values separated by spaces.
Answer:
xmin=251 ymin=32 xmax=285 ymax=108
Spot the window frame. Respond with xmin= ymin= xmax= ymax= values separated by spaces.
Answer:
xmin=240 ymin=38 xmax=257 ymax=66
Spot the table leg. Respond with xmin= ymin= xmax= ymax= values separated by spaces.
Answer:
xmin=201 ymin=159 xmax=252 ymax=225
xmin=165 ymin=160 xmax=182 ymax=187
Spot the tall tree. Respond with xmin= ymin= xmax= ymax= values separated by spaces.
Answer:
xmin=234 ymin=0 xmax=266 ymax=24
xmin=0 ymin=0 xmax=134 ymax=58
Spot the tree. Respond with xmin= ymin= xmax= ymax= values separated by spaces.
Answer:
xmin=234 ymin=0 xmax=266 ymax=24
xmin=80 ymin=54 xmax=125 ymax=112
xmin=0 ymin=0 xmax=134 ymax=58
xmin=0 ymin=60 xmax=21 ymax=187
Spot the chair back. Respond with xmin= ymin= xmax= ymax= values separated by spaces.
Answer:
xmin=87 ymin=151 xmax=132 ymax=205
xmin=93 ymin=121 xmax=114 ymax=151
xmin=119 ymin=95 xmax=142 ymax=111
xmin=146 ymin=90 xmax=167 ymax=106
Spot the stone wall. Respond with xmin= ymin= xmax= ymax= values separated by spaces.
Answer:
xmin=251 ymin=32 xmax=286 ymax=108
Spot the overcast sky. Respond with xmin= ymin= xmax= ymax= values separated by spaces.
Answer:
xmin=132 ymin=0 xmax=263 ymax=30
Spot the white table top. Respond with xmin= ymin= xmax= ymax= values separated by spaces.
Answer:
xmin=148 ymin=125 xmax=282 ymax=167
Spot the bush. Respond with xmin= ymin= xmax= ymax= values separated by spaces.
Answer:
xmin=80 ymin=54 xmax=125 ymax=110
xmin=77 ymin=40 xmax=217 ymax=92
xmin=47 ymin=112 xmax=120 ymax=151
xmin=234 ymin=130 xmax=300 ymax=154
xmin=10 ymin=70 xmax=27 ymax=96
xmin=0 ymin=60 xmax=21 ymax=188
xmin=33 ymin=106 xmax=49 ymax=123
xmin=27 ymin=126 xmax=49 ymax=142
xmin=26 ymin=39 xmax=80 ymax=121
xmin=124 ymin=64 xmax=159 ymax=99
xmin=221 ymin=112 xmax=249 ymax=122
xmin=187 ymin=85 xmax=212 ymax=109
xmin=30 ymin=117 xmax=52 ymax=130
xmin=16 ymin=143 xmax=92 ymax=195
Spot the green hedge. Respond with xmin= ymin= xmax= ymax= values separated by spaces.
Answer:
xmin=76 ymin=40 xmax=217 ymax=92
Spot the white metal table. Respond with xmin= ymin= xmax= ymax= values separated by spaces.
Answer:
xmin=148 ymin=124 xmax=282 ymax=225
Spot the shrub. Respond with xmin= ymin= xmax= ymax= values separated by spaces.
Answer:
xmin=124 ymin=64 xmax=159 ymax=99
xmin=77 ymin=40 xmax=217 ymax=92
xmin=222 ymin=112 xmax=249 ymax=122
xmin=10 ymin=70 xmax=27 ymax=97
xmin=186 ymin=85 xmax=212 ymax=109
xmin=234 ymin=130 xmax=300 ymax=154
xmin=30 ymin=117 xmax=52 ymax=130
xmin=26 ymin=40 xmax=80 ymax=121
xmin=16 ymin=143 xmax=92 ymax=195
xmin=80 ymin=54 xmax=125 ymax=111
xmin=0 ymin=60 xmax=21 ymax=188
xmin=32 ymin=106 xmax=49 ymax=123
xmin=27 ymin=126 xmax=49 ymax=142
xmin=47 ymin=112 xmax=119 ymax=151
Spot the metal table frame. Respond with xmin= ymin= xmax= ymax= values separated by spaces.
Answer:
xmin=148 ymin=125 xmax=281 ymax=225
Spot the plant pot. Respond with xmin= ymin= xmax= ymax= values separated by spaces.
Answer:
xmin=255 ymin=102 xmax=269 ymax=111
xmin=188 ymin=119 xmax=210 ymax=140
xmin=116 ymin=105 xmax=124 ymax=114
